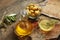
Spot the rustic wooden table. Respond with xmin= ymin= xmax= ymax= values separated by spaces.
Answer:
xmin=0 ymin=0 xmax=60 ymax=40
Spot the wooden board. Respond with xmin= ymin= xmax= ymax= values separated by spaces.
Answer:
xmin=0 ymin=0 xmax=60 ymax=40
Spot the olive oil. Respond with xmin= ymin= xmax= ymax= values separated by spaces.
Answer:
xmin=15 ymin=20 xmax=33 ymax=37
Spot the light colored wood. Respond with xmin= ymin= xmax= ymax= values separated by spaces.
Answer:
xmin=42 ymin=0 xmax=60 ymax=19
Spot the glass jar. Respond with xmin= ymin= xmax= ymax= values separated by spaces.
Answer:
xmin=26 ymin=3 xmax=41 ymax=20
xmin=14 ymin=19 xmax=34 ymax=37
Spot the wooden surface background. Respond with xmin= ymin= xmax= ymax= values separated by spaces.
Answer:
xmin=0 ymin=0 xmax=45 ymax=40
xmin=0 ymin=0 xmax=60 ymax=40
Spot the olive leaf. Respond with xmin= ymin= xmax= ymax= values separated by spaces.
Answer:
xmin=3 ymin=14 xmax=16 ymax=25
